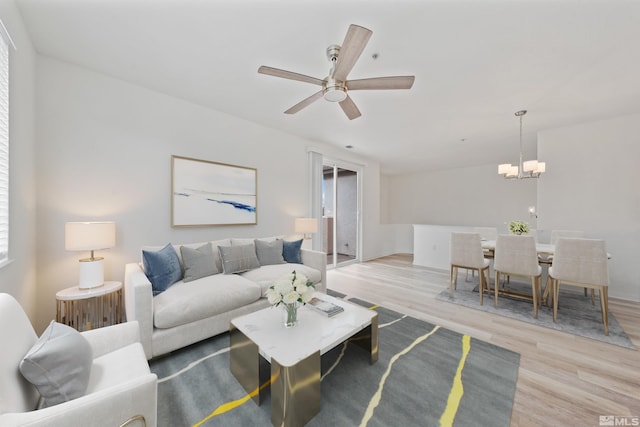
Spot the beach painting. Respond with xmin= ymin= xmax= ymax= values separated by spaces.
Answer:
xmin=172 ymin=156 xmax=257 ymax=226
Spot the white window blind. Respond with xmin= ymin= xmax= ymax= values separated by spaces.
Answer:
xmin=0 ymin=22 xmax=10 ymax=264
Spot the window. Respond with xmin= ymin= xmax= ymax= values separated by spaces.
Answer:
xmin=0 ymin=21 xmax=13 ymax=265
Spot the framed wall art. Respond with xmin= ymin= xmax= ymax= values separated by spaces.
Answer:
xmin=171 ymin=155 xmax=257 ymax=227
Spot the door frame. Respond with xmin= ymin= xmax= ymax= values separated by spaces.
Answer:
xmin=321 ymin=157 xmax=363 ymax=268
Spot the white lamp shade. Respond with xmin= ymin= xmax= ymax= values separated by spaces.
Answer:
xmin=507 ymin=166 xmax=519 ymax=177
xmin=294 ymin=218 xmax=318 ymax=234
xmin=65 ymin=222 xmax=116 ymax=251
xmin=498 ymin=164 xmax=512 ymax=175
xmin=536 ymin=162 xmax=546 ymax=173
xmin=523 ymin=160 xmax=538 ymax=172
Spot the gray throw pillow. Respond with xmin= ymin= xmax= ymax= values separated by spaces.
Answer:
xmin=255 ymin=239 xmax=285 ymax=266
xmin=180 ymin=242 xmax=218 ymax=282
xmin=218 ymin=244 xmax=260 ymax=274
xmin=19 ymin=321 xmax=93 ymax=408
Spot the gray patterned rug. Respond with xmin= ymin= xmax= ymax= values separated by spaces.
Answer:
xmin=437 ymin=278 xmax=635 ymax=349
xmin=150 ymin=296 xmax=520 ymax=426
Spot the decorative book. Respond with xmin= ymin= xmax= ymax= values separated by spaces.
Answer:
xmin=308 ymin=297 xmax=344 ymax=317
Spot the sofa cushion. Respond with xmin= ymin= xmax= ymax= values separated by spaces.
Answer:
xmin=143 ymin=239 xmax=231 ymax=272
xmin=282 ymin=239 xmax=303 ymax=264
xmin=153 ymin=274 xmax=262 ymax=329
xmin=142 ymin=243 xmax=183 ymax=295
xmin=240 ymin=264 xmax=321 ymax=296
xmin=209 ymin=239 xmax=231 ymax=272
xmin=19 ymin=321 xmax=93 ymax=408
xmin=180 ymin=242 xmax=218 ymax=282
xmin=218 ymin=244 xmax=260 ymax=274
xmin=255 ymin=238 xmax=285 ymax=266
xmin=231 ymin=237 xmax=257 ymax=247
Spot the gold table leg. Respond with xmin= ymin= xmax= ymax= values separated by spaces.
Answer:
xmin=229 ymin=326 xmax=261 ymax=405
xmin=271 ymin=351 xmax=321 ymax=427
xmin=350 ymin=314 xmax=379 ymax=364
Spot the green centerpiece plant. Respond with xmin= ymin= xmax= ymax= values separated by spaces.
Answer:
xmin=508 ymin=220 xmax=530 ymax=235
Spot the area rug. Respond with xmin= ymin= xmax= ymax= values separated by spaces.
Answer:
xmin=437 ymin=279 xmax=635 ymax=349
xmin=150 ymin=297 xmax=520 ymax=427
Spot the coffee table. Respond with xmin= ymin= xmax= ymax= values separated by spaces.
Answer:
xmin=230 ymin=292 xmax=378 ymax=427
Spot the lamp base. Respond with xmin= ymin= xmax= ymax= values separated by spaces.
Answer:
xmin=78 ymin=258 xmax=105 ymax=289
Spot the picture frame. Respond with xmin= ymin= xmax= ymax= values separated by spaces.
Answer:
xmin=171 ymin=155 xmax=257 ymax=227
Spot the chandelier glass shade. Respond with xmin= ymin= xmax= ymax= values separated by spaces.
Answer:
xmin=498 ymin=110 xmax=546 ymax=179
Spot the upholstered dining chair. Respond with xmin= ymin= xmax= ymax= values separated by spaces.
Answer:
xmin=540 ymin=230 xmax=585 ymax=263
xmin=473 ymin=226 xmax=498 ymax=242
xmin=493 ymin=234 xmax=542 ymax=317
xmin=473 ymin=226 xmax=498 ymax=257
xmin=465 ymin=227 xmax=498 ymax=281
xmin=550 ymin=230 xmax=585 ymax=244
xmin=541 ymin=230 xmax=588 ymax=300
xmin=449 ymin=232 xmax=491 ymax=304
xmin=548 ymin=238 xmax=610 ymax=335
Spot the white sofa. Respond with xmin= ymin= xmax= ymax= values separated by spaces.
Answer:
xmin=124 ymin=237 xmax=326 ymax=360
xmin=0 ymin=293 xmax=157 ymax=427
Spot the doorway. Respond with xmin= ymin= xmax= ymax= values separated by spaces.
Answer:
xmin=322 ymin=163 xmax=360 ymax=268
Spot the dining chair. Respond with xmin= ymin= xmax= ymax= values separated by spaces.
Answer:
xmin=548 ymin=238 xmax=610 ymax=335
xmin=493 ymin=234 xmax=542 ymax=317
xmin=542 ymin=230 xmax=588 ymax=300
xmin=474 ymin=226 xmax=497 ymax=258
xmin=463 ymin=227 xmax=498 ymax=280
xmin=449 ymin=232 xmax=491 ymax=304
xmin=550 ymin=230 xmax=585 ymax=244
xmin=540 ymin=229 xmax=585 ymax=262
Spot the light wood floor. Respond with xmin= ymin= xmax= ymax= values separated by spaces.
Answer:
xmin=327 ymin=254 xmax=640 ymax=427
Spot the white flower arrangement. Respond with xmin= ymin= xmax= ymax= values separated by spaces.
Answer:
xmin=508 ymin=220 xmax=530 ymax=235
xmin=266 ymin=270 xmax=315 ymax=307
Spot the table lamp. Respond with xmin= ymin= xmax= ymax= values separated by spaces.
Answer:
xmin=65 ymin=221 xmax=116 ymax=289
xmin=295 ymin=218 xmax=318 ymax=240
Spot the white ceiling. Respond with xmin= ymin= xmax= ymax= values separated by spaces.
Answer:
xmin=15 ymin=0 xmax=640 ymax=174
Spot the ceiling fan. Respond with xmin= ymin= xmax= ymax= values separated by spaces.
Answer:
xmin=258 ymin=24 xmax=415 ymax=120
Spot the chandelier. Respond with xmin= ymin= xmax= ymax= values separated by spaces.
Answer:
xmin=498 ymin=110 xmax=546 ymax=179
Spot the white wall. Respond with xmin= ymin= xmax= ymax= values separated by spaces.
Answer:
xmin=385 ymin=163 xmax=538 ymax=232
xmin=0 ymin=2 xmax=37 ymax=318
xmin=34 ymin=57 xmax=383 ymax=331
xmin=538 ymin=114 xmax=640 ymax=301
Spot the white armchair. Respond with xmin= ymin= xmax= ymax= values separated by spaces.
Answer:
xmin=0 ymin=293 xmax=157 ymax=427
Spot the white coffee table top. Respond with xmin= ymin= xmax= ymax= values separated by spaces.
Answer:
xmin=231 ymin=292 xmax=376 ymax=367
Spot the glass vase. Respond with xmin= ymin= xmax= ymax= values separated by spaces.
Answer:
xmin=283 ymin=302 xmax=298 ymax=328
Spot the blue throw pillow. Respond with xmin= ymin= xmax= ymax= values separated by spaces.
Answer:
xmin=142 ymin=243 xmax=183 ymax=295
xmin=282 ymin=239 xmax=303 ymax=264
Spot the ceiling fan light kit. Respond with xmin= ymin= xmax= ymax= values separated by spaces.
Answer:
xmin=323 ymin=79 xmax=347 ymax=102
xmin=258 ymin=24 xmax=415 ymax=120
xmin=498 ymin=110 xmax=546 ymax=179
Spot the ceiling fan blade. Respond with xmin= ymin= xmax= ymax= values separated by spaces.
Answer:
xmin=258 ymin=66 xmax=324 ymax=86
xmin=284 ymin=90 xmax=324 ymax=114
xmin=333 ymin=25 xmax=373 ymax=82
xmin=339 ymin=95 xmax=362 ymax=120
xmin=347 ymin=76 xmax=415 ymax=90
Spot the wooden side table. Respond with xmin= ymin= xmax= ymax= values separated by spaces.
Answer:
xmin=56 ymin=281 xmax=123 ymax=331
